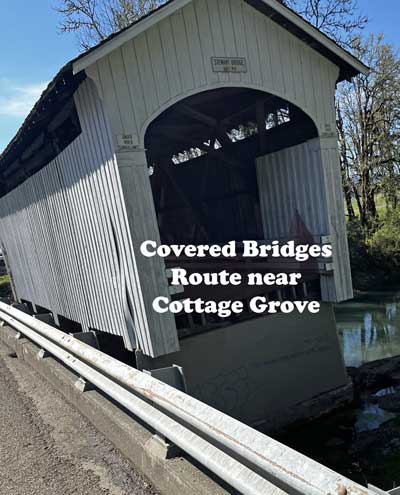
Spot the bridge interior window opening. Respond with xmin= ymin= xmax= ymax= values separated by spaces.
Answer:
xmin=144 ymin=88 xmax=322 ymax=335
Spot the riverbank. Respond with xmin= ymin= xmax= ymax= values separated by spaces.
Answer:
xmin=347 ymin=214 xmax=400 ymax=292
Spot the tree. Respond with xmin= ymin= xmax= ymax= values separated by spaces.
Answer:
xmin=337 ymin=34 xmax=400 ymax=225
xmin=281 ymin=0 xmax=367 ymax=46
xmin=337 ymin=104 xmax=356 ymax=221
xmin=56 ymin=0 xmax=166 ymax=50
xmin=57 ymin=0 xmax=367 ymax=51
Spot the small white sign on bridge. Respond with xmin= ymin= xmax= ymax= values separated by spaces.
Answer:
xmin=211 ymin=57 xmax=247 ymax=73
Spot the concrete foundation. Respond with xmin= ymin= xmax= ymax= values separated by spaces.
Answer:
xmin=137 ymin=304 xmax=352 ymax=431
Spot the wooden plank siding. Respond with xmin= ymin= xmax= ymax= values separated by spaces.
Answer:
xmin=84 ymin=0 xmax=350 ymax=306
xmin=256 ymin=138 xmax=353 ymax=302
xmin=86 ymin=0 xmax=340 ymax=145
xmin=319 ymin=137 xmax=354 ymax=302
xmin=256 ymin=139 xmax=329 ymax=241
xmin=0 ymin=79 xmax=160 ymax=354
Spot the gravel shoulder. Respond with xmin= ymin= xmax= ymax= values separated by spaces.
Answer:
xmin=0 ymin=339 xmax=158 ymax=495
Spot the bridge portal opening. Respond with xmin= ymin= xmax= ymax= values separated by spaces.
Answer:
xmin=140 ymin=87 xmax=349 ymax=428
xmin=145 ymin=87 xmax=321 ymax=332
xmin=145 ymin=88 xmax=318 ymax=246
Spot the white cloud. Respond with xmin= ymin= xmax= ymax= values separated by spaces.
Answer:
xmin=0 ymin=80 xmax=49 ymax=118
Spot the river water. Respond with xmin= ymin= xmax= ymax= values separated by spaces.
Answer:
xmin=277 ymin=292 xmax=400 ymax=489
xmin=335 ymin=291 xmax=400 ymax=367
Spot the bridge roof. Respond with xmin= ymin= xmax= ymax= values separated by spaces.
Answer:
xmin=72 ymin=0 xmax=369 ymax=80
xmin=0 ymin=0 xmax=368 ymax=174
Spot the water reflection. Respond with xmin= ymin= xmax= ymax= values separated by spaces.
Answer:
xmin=335 ymin=292 xmax=400 ymax=367
xmin=278 ymin=293 xmax=400 ymax=489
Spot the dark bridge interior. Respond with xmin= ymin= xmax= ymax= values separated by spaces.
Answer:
xmin=145 ymin=88 xmax=321 ymax=333
xmin=145 ymin=87 xmax=318 ymax=246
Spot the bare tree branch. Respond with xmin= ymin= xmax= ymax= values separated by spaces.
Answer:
xmin=55 ymin=0 xmax=166 ymax=50
xmin=280 ymin=0 xmax=367 ymax=47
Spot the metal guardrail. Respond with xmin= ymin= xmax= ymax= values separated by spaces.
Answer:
xmin=369 ymin=485 xmax=400 ymax=495
xmin=0 ymin=302 xmax=384 ymax=495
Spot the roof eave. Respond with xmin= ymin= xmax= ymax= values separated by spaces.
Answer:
xmin=247 ymin=0 xmax=368 ymax=78
xmin=0 ymin=65 xmax=85 ymax=168
xmin=72 ymin=0 xmax=368 ymax=79
xmin=72 ymin=0 xmax=192 ymax=74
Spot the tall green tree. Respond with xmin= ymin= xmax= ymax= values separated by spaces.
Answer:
xmin=337 ymin=34 xmax=400 ymax=225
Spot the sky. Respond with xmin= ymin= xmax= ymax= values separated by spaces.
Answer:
xmin=0 ymin=0 xmax=78 ymax=153
xmin=0 ymin=0 xmax=399 ymax=153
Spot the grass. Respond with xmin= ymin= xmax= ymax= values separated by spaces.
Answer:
xmin=349 ymin=193 xmax=388 ymax=219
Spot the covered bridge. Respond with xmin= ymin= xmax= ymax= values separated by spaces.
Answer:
xmin=0 ymin=0 xmax=368 ymax=427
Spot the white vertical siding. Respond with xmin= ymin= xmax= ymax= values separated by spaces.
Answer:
xmin=82 ymin=0 xmax=349 ymax=319
xmin=0 ymin=79 xmax=179 ymax=355
xmin=256 ymin=139 xmax=329 ymax=240
xmin=256 ymin=138 xmax=353 ymax=302
xmin=84 ymin=0 xmax=349 ymax=307
xmin=116 ymin=150 xmax=180 ymax=357
xmin=319 ymin=137 xmax=353 ymax=302
xmin=86 ymin=0 xmax=340 ymax=146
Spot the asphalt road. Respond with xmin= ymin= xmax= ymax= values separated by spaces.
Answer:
xmin=0 ymin=340 xmax=158 ymax=495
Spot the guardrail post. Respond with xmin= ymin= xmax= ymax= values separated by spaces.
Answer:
xmin=145 ymin=433 xmax=181 ymax=460
xmin=37 ymin=348 xmax=51 ymax=360
xmin=75 ymin=377 xmax=94 ymax=392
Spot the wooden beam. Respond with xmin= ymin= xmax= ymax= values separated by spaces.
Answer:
xmin=220 ymin=95 xmax=276 ymax=128
xmin=176 ymin=105 xmax=217 ymax=128
xmin=149 ymin=104 xmax=317 ymax=168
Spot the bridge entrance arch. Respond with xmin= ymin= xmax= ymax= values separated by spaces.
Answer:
xmin=145 ymin=87 xmax=319 ymax=247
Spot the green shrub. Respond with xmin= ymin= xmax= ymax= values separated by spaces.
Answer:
xmin=347 ymin=209 xmax=400 ymax=290
xmin=368 ymin=209 xmax=400 ymax=271
xmin=347 ymin=221 xmax=375 ymax=289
